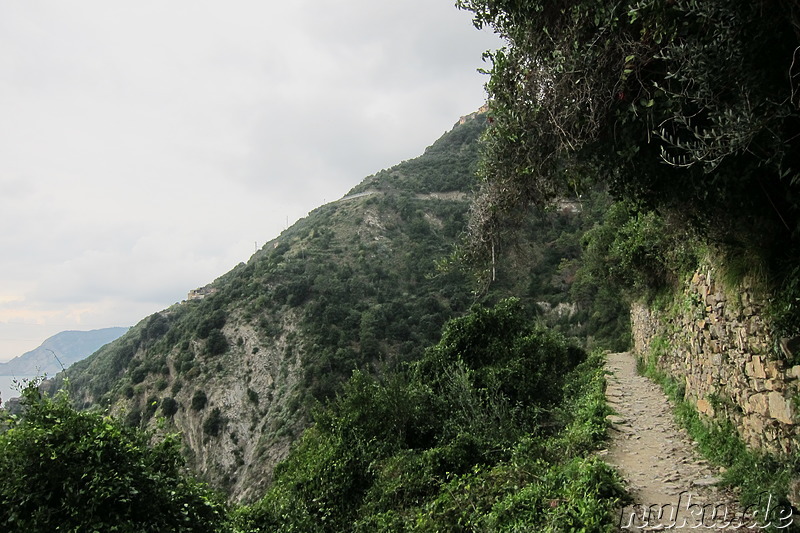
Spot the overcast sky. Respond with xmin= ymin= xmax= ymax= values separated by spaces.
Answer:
xmin=0 ymin=1 xmax=501 ymax=363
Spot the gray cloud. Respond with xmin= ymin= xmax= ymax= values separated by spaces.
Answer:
xmin=0 ymin=0 xmax=501 ymax=361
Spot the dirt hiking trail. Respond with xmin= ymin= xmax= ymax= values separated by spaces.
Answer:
xmin=602 ymin=352 xmax=749 ymax=530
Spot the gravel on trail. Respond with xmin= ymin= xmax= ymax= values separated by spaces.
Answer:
xmin=601 ymin=352 xmax=786 ymax=531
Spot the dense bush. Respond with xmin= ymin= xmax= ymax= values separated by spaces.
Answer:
xmin=235 ymin=300 xmax=625 ymax=531
xmin=191 ymin=390 xmax=208 ymax=411
xmin=161 ymin=396 xmax=179 ymax=417
xmin=206 ymin=329 xmax=229 ymax=356
xmin=197 ymin=309 xmax=227 ymax=339
xmin=0 ymin=384 xmax=229 ymax=532
xmin=203 ymin=407 xmax=225 ymax=437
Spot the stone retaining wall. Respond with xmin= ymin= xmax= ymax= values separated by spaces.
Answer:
xmin=630 ymin=264 xmax=799 ymax=455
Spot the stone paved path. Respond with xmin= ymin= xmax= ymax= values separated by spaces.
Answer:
xmin=601 ymin=352 xmax=749 ymax=530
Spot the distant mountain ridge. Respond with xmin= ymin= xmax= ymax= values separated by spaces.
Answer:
xmin=0 ymin=327 xmax=129 ymax=376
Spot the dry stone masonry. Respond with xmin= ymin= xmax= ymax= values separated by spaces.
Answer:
xmin=631 ymin=262 xmax=800 ymax=455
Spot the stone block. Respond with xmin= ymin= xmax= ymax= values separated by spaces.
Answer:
xmin=764 ymin=379 xmax=784 ymax=392
xmin=736 ymin=330 xmax=747 ymax=351
xmin=743 ymin=414 xmax=763 ymax=435
xmin=768 ymin=391 xmax=795 ymax=425
xmin=789 ymin=366 xmax=800 ymax=380
xmin=696 ymin=398 xmax=715 ymax=417
xmin=692 ymin=476 xmax=722 ymax=487
xmin=765 ymin=360 xmax=785 ymax=379
xmin=747 ymin=393 xmax=770 ymax=417
xmin=747 ymin=356 xmax=767 ymax=379
xmin=740 ymin=291 xmax=750 ymax=307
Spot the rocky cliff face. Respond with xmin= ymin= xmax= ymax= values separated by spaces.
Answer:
xmin=631 ymin=260 xmax=799 ymax=455
xmin=157 ymin=308 xmax=303 ymax=501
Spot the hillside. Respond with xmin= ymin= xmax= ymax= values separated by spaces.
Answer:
xmin=0 ymin=327 xmax=129 ymax=376
xmin=48 ymin=112 xmax=623 ymax=502
xmin=7 ymin=0 xmax=800 ymax=526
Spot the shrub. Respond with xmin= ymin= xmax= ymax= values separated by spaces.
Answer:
xmin=203 ymin=407 xmax=225 ymax=437
xmin=196 ymin=309 xmax=226 ymax=339
xmin=161 ymin=397 xmax=179 ymax=417
xmin=142 ymin=396 xmax=159 ymax=423
xmin=0 ymin=384 xmax=227 ymax=531
xmin=246 ymin=388 xmax=259 ymax=405
xmin=191 ymin=390 xmax=208 ymax=411
xmin=130 ymin=366 xmax=147 ymax=385
xmin=206 ymin=329 xmax=228 ymax=356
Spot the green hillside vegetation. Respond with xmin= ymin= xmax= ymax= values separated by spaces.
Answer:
xmin=349 ymin=112 xmax=487 ymax=196
xmin=56 ymin=116 xmax=489 ymax=413
xmin=0 ymin=384 xmax=228 ymax=532
xmin=0 ymin=300 xmax=626 ymax=532
xmin=235 ymin=299 xmax=626 ymax=532
xmin=454 ymin=0 xmax=800 ymax=520
xmin=457 ymin=0 xmax=800 ymax=335
xmin=498 ymin=189 xmax=631 ymax=351
xmin=40 ymin=112 xmax=627 ymax=502
xmin=4 ymin=0 xmax=800 ymax=529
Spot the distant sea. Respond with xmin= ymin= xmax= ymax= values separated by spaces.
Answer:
xmin=0 ymin=374 xmax=37 ymax=406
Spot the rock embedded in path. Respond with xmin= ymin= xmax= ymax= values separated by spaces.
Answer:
xmin=606 ymin=414 xmax=628 ymax=425
xmin=692 ymin=476 xmax=722 ymax=487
